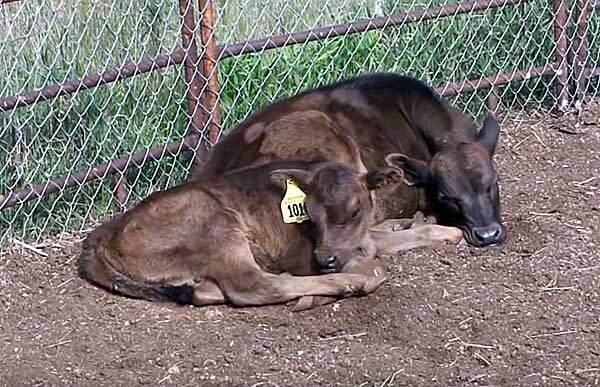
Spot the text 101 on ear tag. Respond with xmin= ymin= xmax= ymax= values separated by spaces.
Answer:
xmin=280 ymin=179 xmax=310 ymax=224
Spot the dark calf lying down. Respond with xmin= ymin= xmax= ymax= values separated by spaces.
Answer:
xmin=78 ymin=160 xmax=402 ymax=308
xmin=191 ymin=72 xmax=506 ymax=247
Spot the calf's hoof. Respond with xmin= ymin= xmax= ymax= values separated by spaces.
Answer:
xmin=361 ymin=274 xmax=387 ymax=295
xmin=420 ymin=224 xmax=464 ymax=245
xmin=438 ymin=226 xmax=464 ymax=244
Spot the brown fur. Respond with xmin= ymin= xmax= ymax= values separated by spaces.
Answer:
xmin=78 ymin=160 xmax=401 ymax=308
xmin=190 ymin=72 xmax=506 ymax=247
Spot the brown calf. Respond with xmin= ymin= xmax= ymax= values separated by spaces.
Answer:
xmin=78 ymin=160 xmax=401 ymax=308
xmin=191 ymin=72 xmax=506 ymax=247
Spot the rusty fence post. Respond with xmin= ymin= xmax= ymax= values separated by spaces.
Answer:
xmin=112 ymin=171 xmax=130 ymax=211
xmin=486 ymin=86 xmax=500 ymax=114
xmin=179 ymin=0 xmax=208 ymax=170
xmin=573 ymin=0 xmax=591 ymax=109
xmin=199 ymin=0 xmax=222 ymax=145
xmin=552 ymin=0 xmax=570 ymax=112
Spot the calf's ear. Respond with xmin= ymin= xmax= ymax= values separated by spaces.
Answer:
xmin=269 ymin=169 xmax=314 ymax=191
xmin=477 ymin=112 xmax=500 ymax=155
xmin=384 ymin=153 xmax=431 ymax=187
xmin=365 ymin=167 xmax=403 ymax=190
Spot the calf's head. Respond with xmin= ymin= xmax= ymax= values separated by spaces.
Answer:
xmin=270 ymin=162 xmax=401 ymax=272
xmin=386 ymin=113 xmax=506 ymax=247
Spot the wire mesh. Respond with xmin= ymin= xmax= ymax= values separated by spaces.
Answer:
xmin=0 ymin=0 xmax=597 ymax=247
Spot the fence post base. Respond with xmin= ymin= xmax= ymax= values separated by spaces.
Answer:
xmin=552 ymin=0 xmax=570 ymax=113
xmin=573 ymin=0 xmax=591 ymax=112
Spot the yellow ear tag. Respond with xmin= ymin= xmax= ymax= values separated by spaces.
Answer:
xmin=280 ymin=179 xmax=310 ymax=224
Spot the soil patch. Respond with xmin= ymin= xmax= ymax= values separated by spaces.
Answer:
xmin=1 ymin=104 xmax=599 ymax=387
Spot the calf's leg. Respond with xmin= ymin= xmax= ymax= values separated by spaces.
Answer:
xmin=199 ymin=233 xmax=383 ymax=307
xmin=190 ymin=279 xmax=227 ymax=306
xmin=220 ymin=270 xmax=384 ymax=307
xmin=212 ymin=241 xmax=383 ymax=307
xmin=370 ymin=211 xmax=437 ymax=232
xmin=290 ymin=257 xmax=387 ymax=312
xmin=371 ymin=224 xmax=463 ymax=254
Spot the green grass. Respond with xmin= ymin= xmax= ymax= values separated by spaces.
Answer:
xmin=0 ymin=0 xmax=591 ymax=245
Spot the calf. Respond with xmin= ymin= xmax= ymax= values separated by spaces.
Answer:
xmin=191 ymin=72 xmax=506 ymax=247
xmin=78 ymin=160 xmax=401 ymax=308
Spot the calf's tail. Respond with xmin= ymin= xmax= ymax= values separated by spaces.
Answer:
xmin=77 ymin=234 xmax=194 ymax=305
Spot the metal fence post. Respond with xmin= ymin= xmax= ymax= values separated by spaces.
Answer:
xmin=112 ymin=171 xmax=130 ymax=211
xmin=199 ymin=0 xmax=222 ymax=145
xmin=552 ymin=0 xmax=570 ymax=112
xmin=179 ymin=0 xmax=208 ymax=169
xmin=573 ymin=0 xmax=591 ymax=109
xmin=486 ymin=86 xmax=500 ymax=114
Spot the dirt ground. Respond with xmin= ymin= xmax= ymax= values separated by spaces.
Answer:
xmin=1 ymin=103 xmax=599 ymax=387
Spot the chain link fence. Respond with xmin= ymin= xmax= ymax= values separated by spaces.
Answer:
xmin=0 ymin=0 xmax=598 ymax=247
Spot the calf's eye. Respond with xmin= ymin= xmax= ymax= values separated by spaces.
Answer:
xmin=341 ymin=208 xmax=361 ymax=226
xmin=438 ymin=194 xmax=461 ymax=210
xmin=439 ymin=194 xmax=453 ymax=202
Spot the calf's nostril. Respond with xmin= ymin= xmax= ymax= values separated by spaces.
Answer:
xmin=473 ymin=224 xmax=505 ymax=244
xmin=326 ymin=254 xmax=338 ymax=267
xmin=473 ymin=229 xmax=486 ymax=242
